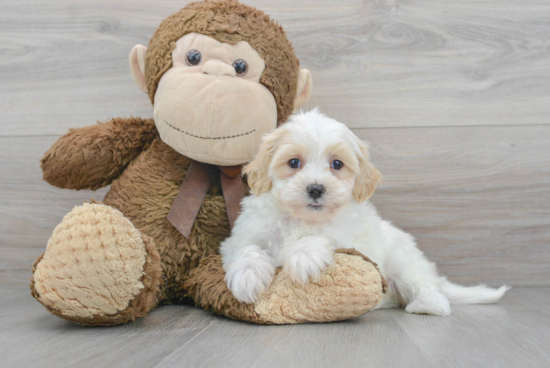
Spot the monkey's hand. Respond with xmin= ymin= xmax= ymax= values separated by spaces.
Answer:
xmin=41 ymin=117 xmax=158 ymax=190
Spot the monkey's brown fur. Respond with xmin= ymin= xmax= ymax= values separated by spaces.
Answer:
xmin=30 ymin=0 xmax=385 ymax=326
xmin=41 ymin=117 xmax=158 ymax=191
xmin=104 ymin=132 xmax=235 ymax=304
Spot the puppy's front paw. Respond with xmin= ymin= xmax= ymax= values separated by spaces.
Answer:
xmin=283 ymin=236 xmax=334 ymax=285
xmin=224 ymin=256 xmax=275 ymax=304
xmin=405 ymin=291 xmax=451 ymax=316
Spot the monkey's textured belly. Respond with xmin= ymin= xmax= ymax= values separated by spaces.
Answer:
xmin=104 ymin=138 xmax=232 ymax=303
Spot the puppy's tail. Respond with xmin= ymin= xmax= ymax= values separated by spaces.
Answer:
xmin=440 ymin=279 xmax=510 ymax=304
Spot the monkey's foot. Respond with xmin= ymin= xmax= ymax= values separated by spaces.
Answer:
xmin=185 ymin=248 xmax=386 ymax=324
xmin=31 ymin=203 xmax=163 ymax=326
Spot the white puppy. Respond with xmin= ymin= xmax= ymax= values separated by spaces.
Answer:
xmin=221 ymin=109 xmax=509 ymax=315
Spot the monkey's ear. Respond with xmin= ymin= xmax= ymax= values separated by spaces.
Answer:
xmin=293 ymin=69 xmax=312 ymax=112
xmin=129 ymin=44 xmax=148 ymax=93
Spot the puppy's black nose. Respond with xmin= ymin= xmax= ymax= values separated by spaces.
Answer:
xmin=307 ymin=184 xmax=325 ymax=200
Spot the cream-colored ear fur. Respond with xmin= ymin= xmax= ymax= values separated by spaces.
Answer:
xmin=353 ymin=140 xmax=382 ymax=202
xmin=293 ymin=69 xmax=312 ymax=112
xmin=129 ymin=44 xmax=148 ymax=93
xmin=243 ymin=129 xmax=288 ymax=195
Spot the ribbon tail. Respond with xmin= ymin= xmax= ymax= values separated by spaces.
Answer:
xmin=220 ymin=172 xmax=245 ymax=229
xmin=168 ymin=160 xmax=210 ymax=238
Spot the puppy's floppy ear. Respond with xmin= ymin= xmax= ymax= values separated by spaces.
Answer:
xmin=353 ymin=139 xmax=382 ymax=202
xmin=244 ymin=128 xmax=288 ymax=195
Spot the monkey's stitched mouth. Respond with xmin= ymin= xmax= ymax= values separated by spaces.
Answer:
xmin=164 ymin=120 xmax=255 ymax=140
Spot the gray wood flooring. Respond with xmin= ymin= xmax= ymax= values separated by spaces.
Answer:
xmin=1 ymin=286 xmax=549 ymax=368
xmin=1 ymin=0 xmax=549 ymax=287
xmin=1 ymin=0 xmax=549 ymax=367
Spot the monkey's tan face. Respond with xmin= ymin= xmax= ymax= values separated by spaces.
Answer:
xmin=153 ymin=33 xmax=277 ymax=166
xmin=130 ymin=32 xmax=312 ymax=166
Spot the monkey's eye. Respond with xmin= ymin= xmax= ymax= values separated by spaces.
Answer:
xmin=288 ymin=158 xmax=301 ymax=169
xmin=232 ymin=59 xmax=248 ymax=76
xmin=186 ymin=50 xmax=201 ymax=66
xmin=331 ymin=160 xmax=344 ymax=170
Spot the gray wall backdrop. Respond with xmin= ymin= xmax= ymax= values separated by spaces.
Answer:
xmin=1 ymin=0 xmax=549 ymax=287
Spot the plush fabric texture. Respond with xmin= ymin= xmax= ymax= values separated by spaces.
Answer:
xmin=334 ymin=248 xmax=388 ymax=293
xmin=41 ymin=117 xmax=158 ymax=191
xmin=33 ymin=117 xmax=385 ymax=325
xmin=171 ymin=33 xmax=267 ymax=82
xmin=186 ymin=249 xmax=387 ymax=324
xmin=184 ymin=254 xmax=263 ymax=323
xmin=129 ymin=44 xmax=148 ymax=92
xmin=31 ymin=203 xmax=163 ymax=325
xmin=103 ymin=136 xmax=233 ymax=303
xmin=153 ymin=65 xmax=277 ymax=165
xmin=145 ymin=0 xmax=300 ymax=125
xmin=31 ymin=230 xmax=164 ymax=327
xmin=103 ymin=137 xmax=259 ymax=304
xmin=254 ymin=249 xmax=387 ymax=324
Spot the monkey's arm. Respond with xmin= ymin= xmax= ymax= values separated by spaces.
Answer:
xmin=41 ymin=117 xmax=158 ymax=190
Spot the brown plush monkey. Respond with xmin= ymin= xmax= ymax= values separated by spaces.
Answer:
xmin=31 ymin=0 xmax=386 ymax=326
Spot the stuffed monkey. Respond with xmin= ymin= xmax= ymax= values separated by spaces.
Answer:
xmin=31 ymin=0 xmax=386 ymax=326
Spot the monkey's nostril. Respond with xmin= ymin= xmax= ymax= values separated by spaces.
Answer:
xmin=307 ymin=184 xmax=325 ymax=200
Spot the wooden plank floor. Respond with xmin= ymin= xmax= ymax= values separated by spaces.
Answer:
xmin=0 ymin=286 xmax=548 ymax=368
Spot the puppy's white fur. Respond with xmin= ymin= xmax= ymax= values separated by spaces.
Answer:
xmin=221 ymin=109 xmax=509 ymax=315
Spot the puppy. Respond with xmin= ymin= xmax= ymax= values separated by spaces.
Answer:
xmin=221 ymin=109 xmax=509 ymax=315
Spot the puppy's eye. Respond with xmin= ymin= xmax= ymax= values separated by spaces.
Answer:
xmin=186 ymin=50 xmax=201 ymax=66
xmin=288 ymin=158 xmax=301 ymax=169
xmin=232 ymin=59 xmax=248 ymax=76
xmin=331 ymin=160 xmax=344 ymax=170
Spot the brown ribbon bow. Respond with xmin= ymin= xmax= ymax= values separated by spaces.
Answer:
xmin=167 ymin=160 xmax=244 ymax=238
